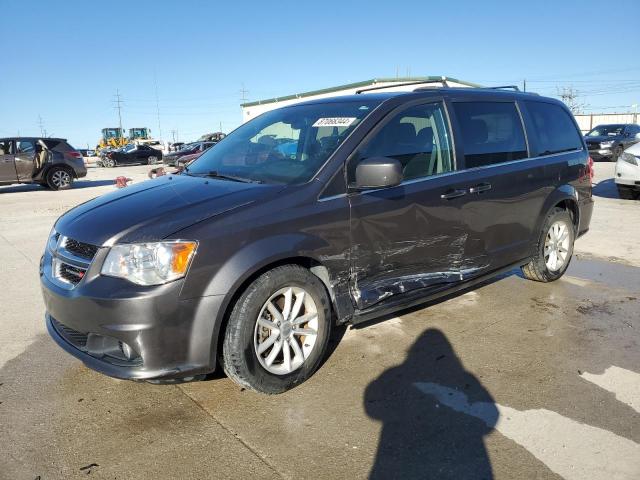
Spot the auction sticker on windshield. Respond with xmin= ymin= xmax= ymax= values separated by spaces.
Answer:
xmin=312 ymin=117 xmax=357 ymax=127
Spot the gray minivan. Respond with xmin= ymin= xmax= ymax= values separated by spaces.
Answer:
xmin=0 ymin=137 xmax=86 ymax=190
xmin=41 ymin=88 xmax=593 ymax=393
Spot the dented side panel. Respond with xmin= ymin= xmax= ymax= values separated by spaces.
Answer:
xmin=348 ymin=173 xmax=483 ymax=310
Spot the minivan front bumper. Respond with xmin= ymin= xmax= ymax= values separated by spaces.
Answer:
xmin=40 ymin=248 xmax=223 ymax=381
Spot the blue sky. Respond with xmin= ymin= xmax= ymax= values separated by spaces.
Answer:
xmin=1 ymin=0 xmax=639 ymax=147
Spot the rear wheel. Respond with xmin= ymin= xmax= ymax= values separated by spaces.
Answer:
xmin=46 ymin=167 xmax=73 ymax=190
xmin=222 ymin=265 xmax=332 ymax=394
xmin=522 ymin=207 xmax=574 ymax=282
xmin=617 ymin=185 xmax=639 ymax=200
xmin=102 ymin=157 xmax=116 ymax=168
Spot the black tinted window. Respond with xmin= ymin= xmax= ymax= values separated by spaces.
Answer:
xmin=454 ymin=102 xmax=527 ymax=168
xmin=525 ymin=101 xmax=583 ymax=156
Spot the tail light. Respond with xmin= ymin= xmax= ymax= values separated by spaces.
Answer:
xmin=587 ymin=156 xmax=594 ymax=181
xmin=66 ymin=151 xmax=83 ymax=159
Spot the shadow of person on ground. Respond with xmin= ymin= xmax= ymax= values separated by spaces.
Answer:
xmin=365 ymin=329 xmax=497 ymax=480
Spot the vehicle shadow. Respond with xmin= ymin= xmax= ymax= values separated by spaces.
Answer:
xmin=0 ymin=179 xmax=114 ymax=194
xmin=365 ymin=328 xmax=497 ymax=479
xmin=592 ymin=178 xmax=620 ymax=199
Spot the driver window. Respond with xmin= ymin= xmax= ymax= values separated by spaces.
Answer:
xmin=349 ymin=102 xmax=453 ymax=183
xmin=16 ymin=140 xmax=36 ymax=155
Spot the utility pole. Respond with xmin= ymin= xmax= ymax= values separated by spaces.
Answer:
xmin=557 ymin=86 xmax=585 ymax=115
xmin=239 ymin=83 xmax=249 ymax=105
xmin=113 ymin=89 xmax=124 ymax=142
xmin=523 ymin=79 xmax=526 ymax=92
xmin=154 ymin=72 xmax=163 ymax=141
xmin=38 ymin=115 xmax=46 ymax=137
xmin=171 ymin=130 xmax=176 ymax=143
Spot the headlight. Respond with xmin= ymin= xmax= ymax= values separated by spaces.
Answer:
xmin=619 ymin=152 xmax=639 ymax=166
xmin=600 ymin=140 xmax=614 ymax=148
xmin=101 ymin=241 xmax=197 ymax=286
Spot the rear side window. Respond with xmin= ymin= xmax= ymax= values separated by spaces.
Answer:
xmin=525 ymin=101 xmax=583 ymax=156
xmin=16 ymin=140 xmax=36 ymax=154
xmin=453 ymin=102 xmax=527 ymax=168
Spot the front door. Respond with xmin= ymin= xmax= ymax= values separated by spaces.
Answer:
xmin=348 ymin=101 xmax=477 ymax=310
xmin=0 ymin=140 xmax=17 ymax=182
xmin=14 ymin=139 xmax=37 ymax=181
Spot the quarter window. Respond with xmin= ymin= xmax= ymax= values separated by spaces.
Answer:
xmin=453 ymin=102 xmax=527 ymax=168
xmin=351 ymin=102 xmax=453 ymax=182
xmin=525 ymin=101 xmax=583 ymax=156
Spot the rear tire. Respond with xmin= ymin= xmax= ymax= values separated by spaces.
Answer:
xmin=617 ymin=185 xmax=638 ymax=200
xmin=222 ymin=265 xmax=332 ymax=394
xmin=46 ymin=167 xmax=73 ymax=191
xmin=521 ymin=207 xmax=574 ymax=282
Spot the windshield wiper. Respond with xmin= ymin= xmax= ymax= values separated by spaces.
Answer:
xmin=200 ymin=170 xmax=262 ymax=183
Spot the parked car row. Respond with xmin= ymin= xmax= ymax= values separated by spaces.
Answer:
xmin=162 ymin=141 xmax=216 ymax=166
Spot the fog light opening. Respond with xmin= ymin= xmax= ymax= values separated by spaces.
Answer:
xmin=119 ymin=341 xmax=135 ymax=360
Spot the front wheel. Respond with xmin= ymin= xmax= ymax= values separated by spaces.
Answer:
xmin=46 ymin=167 xmax=73 ymax=190
xmin=102 ymin=157 xmax=116 ymax=168
xmin=521 ymin=207 xmax=575 ymax=282
xmin=222 ymin=265 xmax=332 ymax=394
xmin=147 ymin=156 xmax=158 ymax=165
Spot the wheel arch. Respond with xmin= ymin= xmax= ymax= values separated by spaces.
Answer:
xmin=535 ymin=185 xmax=580 ymax=237
xmin=211 ymin=254 xmax=335 ymax=370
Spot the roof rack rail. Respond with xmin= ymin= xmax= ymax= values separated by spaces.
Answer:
xmin=356 ymin=79 xmax=449 ymax=94
xmin=487 ymin=85 xmax=520 ymax=91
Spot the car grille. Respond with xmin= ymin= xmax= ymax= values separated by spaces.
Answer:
xmin=57 ymin=262 xmax=87 ymax=284
xmin=49 ymin=235 xmax=99 ymax=289
xmin=51 ymin=317 xmax=88 ymax=348
xmin=63 ymin=238 xmax=99 ymax=260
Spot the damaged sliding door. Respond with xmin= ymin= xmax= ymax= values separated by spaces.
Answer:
xmin=347 ymin=101 xmax=479 ymax=311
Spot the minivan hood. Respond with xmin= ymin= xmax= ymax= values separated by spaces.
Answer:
xmin=55 ymin=174 xmax=284 ymax=246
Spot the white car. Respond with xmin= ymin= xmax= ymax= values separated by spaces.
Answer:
xmin=615 ymin=142 xmax=640 ymax=200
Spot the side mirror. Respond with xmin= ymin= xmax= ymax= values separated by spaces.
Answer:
xmin=355 ymin=156 xmax=403 ymax=189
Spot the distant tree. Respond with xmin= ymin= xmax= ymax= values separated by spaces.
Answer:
xmin=557 ymin=86 xmax=586 ymax=114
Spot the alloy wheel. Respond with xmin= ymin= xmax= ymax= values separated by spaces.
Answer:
xmin=544 ymin=220 xmax=571 ymax=271
xmin=51 ymin=170 xmax=71 ymax=189
xmin=253 ymin=286 xmax=319 ymax=375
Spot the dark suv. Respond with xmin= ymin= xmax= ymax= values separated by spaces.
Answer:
xmin=584 ymin=123 xmax=640 ymax=161
xmin=41 ymin=88 xmax=593 ymax=393
xmin=0 ymin=137 xmax=86 ymax=190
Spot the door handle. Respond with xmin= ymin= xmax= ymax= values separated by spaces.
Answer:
xmin=469 ymin=183 xmax=492 ymax=194
xmin=440 ymin=189 xmax=467 ymax=200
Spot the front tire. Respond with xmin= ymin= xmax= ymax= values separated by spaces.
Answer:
xmin=521 ymin=207 xmax=575 ymax=282
xmin=147 ymin=156 xmax=158 ymax=165
xmin=222 ymin=265 xmax=332 ymax=394
xmin=46 ymin=167 xmax=73 ymax=191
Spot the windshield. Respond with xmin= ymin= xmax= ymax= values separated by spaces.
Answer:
xmin=586 ymin=125 xmax=625 ymax=137
xmin=186 ymin=100 xmax=378 ymax=184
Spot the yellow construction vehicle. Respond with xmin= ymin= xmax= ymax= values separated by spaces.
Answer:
xmin=97 ymin=128 xmax=128 ymax=152
xmin=129 ymin=127 xmax=151 ymax=142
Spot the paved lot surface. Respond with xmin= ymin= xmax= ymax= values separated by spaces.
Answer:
xmin=1 ymin=163 xmax=639 ymax=479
